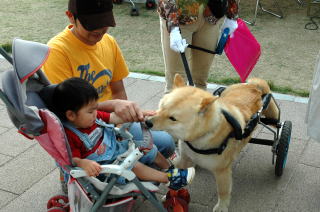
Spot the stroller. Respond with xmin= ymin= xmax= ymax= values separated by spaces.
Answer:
xmin=0 ymin=38 xmax=167 ymax=212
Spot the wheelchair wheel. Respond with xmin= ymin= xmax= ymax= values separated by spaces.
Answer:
xmin=275 ymin=121 xmax=292 ymax=177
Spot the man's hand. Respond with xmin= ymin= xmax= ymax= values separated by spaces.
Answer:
xmin=170 ymin=27 xmax=188 ymax=53
xmin=221 ymin=18 xmax=238 ymax=38
xmin=113 ymin=99 xmax=144 ymax=122
xmin=142 ymin=110 xmax=156 ymax=117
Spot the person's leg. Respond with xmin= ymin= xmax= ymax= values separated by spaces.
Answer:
xmin=133 ymin=161 xmax=168 ymax=183
xmin=153 ymin=151 xmax=170 ymax=169
xmin=136 ymin=140 xmax=170 ymax=169
xmin=190 ymin=18 xmax=223 ymax=89
xmin=138 ymin=144 xmax=158 ymax=165
xmin=133 ymin=162 xmax=195 ymax=190
xmin=129 ymin=122 xmax=175 ymax=158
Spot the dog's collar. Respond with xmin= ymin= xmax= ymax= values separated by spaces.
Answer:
xmin=185 ymin=109 xmax=243 ymax=155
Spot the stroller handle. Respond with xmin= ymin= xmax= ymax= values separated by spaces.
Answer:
xmin=70 ymin=148 xmax=143 ymax=180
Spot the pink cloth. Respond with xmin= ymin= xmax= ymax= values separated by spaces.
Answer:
xmin=35 ymin=109 xmax=71 ymax=168
xmin=224 ymin=19 xmax=261 ymax=82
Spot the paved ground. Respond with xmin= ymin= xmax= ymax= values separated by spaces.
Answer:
xmin=0 ymin=57 xmax=319 ymax=212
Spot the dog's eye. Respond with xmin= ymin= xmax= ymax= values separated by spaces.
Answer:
xmin=169 ymin=116 xmax=177 ymax=121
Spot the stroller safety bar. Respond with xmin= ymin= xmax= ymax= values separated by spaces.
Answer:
xmin=70 ymin=165 xmax=136 ymax=180
xmin=70 ymin=147 xmax=143 ymax=180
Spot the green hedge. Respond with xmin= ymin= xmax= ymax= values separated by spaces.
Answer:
xmin=0 ymin=43 xmax=12 ymax=53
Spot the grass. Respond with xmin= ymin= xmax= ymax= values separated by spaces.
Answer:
xmin=0 ymin=39 xmax=309 ymax=97
xmin=0 ymin=0 xmax=315 ymax=98
xmin=132 ymin=70 xmax=310 ymax=97
xmin=0 ymin=43 xmax=12 ymax=53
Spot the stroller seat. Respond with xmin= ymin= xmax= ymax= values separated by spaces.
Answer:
xmin=0 ymin=38 xmax=166 ymax=212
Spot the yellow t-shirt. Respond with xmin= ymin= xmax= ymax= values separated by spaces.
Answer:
xmin=43 ymin=25 xmax=129 ymax=102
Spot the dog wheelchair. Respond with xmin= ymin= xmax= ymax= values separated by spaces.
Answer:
xmin=0 ymin=38 xmax=168 ymax=212
xmin=180 ymin=30 xmax=292 ymax=177
xmin=213 ymin=87 xmax=292 ymax=177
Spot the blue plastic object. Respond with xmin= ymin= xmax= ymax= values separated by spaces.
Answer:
xmin=215 ymin=27 xmax=230 ymax=55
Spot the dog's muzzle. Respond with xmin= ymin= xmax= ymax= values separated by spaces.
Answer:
xmin=145 ymin=119 xmax=153 ymax=128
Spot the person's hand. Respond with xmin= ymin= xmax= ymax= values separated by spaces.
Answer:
xmin=142 ymin=110 xmax=156 ymax=117
xmin=170 ymin=27 xmax=188 ymax=53
xmin=114 ymin=99 xmax=144 ymax=122
xmin=78 ymin=159 xmax=102 ymax=177
xmin=221 ymin=18 xmax=238 ymax=38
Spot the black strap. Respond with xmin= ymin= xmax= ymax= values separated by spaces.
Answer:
xmin=242 ymin=113 xmax=259 ymax=138
xmin=221 ymin=110 xmax=243 ymax=140
xmin=180 ymin=52 xmax=194 ymax=86
xmin=184 ymin=110 xmax=242 ymax=155
xmin=180 ymin=44 xmax=220 ymax=86
xmin=262 ymin=93 xmax=271 ymax=110
xmin=213 ymin=86 xmax=226 ymax=96
xmin=187 ymin=44 xmax=217 ymax=55
xmin=185 ymin=131 xmax=234 ymax=155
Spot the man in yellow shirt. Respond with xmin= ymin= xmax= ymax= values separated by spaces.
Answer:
xmin=43 ymin=0 xmax=175 ymax=192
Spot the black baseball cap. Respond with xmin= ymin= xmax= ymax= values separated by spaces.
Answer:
xmin=68 ymin=0 xmax=116 ymax=31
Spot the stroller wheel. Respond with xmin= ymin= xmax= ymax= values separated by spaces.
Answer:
xmin=146 ymin=0 xmax=156 ymax=9
xmin=47 ymin=195 xmax=69 ymax=210
xmin=47 ymin=207 xmax=67 ymax=212
xmin=130 ymin=7 xmax=139 ymax=16
xmin=275 ymin=121 xmax=292 ymax=177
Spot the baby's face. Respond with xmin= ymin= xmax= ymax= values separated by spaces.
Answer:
xmin=70 ymin=100 xmax=98 ymax=128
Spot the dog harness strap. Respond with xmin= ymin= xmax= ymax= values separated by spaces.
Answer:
xmin=185 ymin=109 xmax=245 ymax=155
xmin=221 ymin=110 xmax=243 ymax=140
xmin=185 ymin=132 xmax=234 ymax=155
xmin=242 ymin=113 xmax=259 ymax=138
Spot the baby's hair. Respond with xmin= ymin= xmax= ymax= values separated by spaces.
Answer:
xmin=52 ymin=77 xmax=99 ymax=120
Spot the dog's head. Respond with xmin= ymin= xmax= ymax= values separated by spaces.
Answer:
xmin=146 ymin=74 xmax=219 ymax=141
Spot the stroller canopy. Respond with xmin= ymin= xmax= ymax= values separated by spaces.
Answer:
xmin=12 ymin=38 xmax=50 ymax=83
xmin=1 ymin=38 xmax=50 ymax=136
xmin=1 ymin=38 xmax=72 ymax=167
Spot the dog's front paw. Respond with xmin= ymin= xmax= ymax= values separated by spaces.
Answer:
xmin=213 ymin=203 xmax=228 ymax=212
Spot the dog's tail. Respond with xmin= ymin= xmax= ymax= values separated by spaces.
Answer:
xmin=247 ymin=78 xmax=270 ymax=95
xmin=247 ymin=78 xmax=279 ymax=121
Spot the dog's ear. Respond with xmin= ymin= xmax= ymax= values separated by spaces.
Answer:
xmin=173 ymin=74 xmax=186 ymax=88
xmin=199 ymin=96 xmax=217 ymax=114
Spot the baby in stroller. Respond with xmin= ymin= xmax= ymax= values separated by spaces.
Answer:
xmin=48 ymin=77 xmax=195 ymax=188
xmin=0 ymin=38 xmax=194 ymax=212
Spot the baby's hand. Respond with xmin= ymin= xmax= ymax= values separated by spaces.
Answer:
xmin=78 ymin=159 xmax=102 ymax=177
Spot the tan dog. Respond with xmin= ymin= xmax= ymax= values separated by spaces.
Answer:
xmin=146 ymin=74 xmax=279 ymax=212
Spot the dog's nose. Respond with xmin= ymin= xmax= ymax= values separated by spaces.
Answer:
xmin=145 ymin=120 xmax=153 ymax=128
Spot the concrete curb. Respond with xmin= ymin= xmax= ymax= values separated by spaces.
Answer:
xmin=128 ymin=72 xmax=309 ymax=104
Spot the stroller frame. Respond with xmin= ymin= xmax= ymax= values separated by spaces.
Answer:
xmin=0 ymin=38 xmax=167 ymax=212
